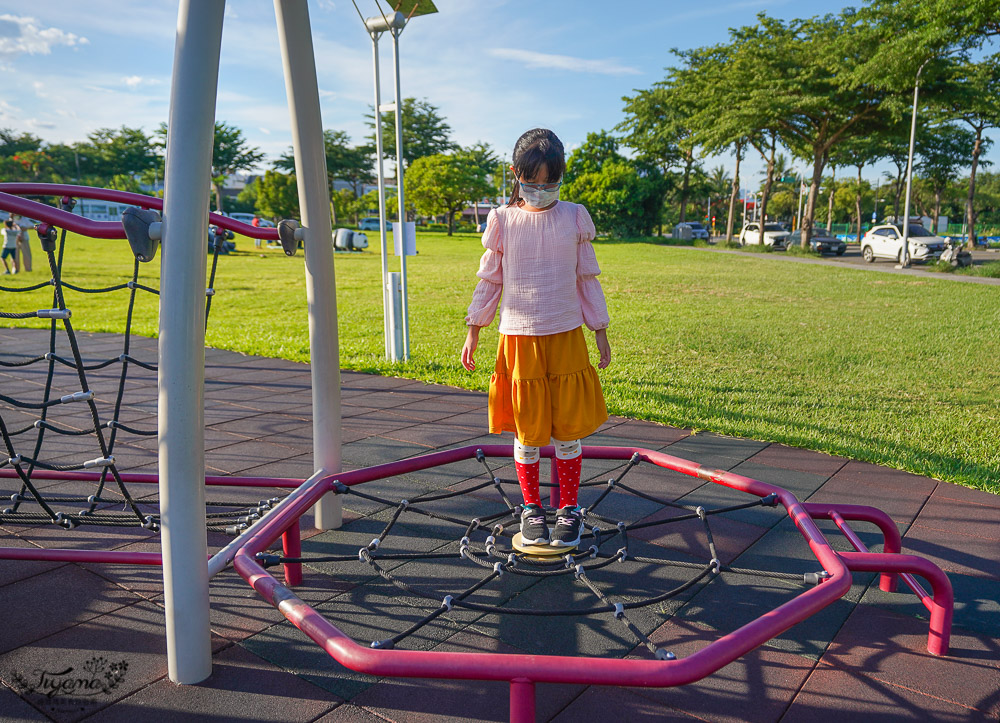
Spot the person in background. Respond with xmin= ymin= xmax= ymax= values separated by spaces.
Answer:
xmin=2 ymin=218 xmax=18 ymax=274
xmin=13 ymin=215 xmax=32 ymax=272
xmin=251 ymin=214 xmax=262 ymax=248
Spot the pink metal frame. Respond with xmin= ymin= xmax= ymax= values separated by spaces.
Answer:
xmin=227 ymin=443 xmax=952 ymax=723
xmin=0 ymin=183 xmax=280 ymax=241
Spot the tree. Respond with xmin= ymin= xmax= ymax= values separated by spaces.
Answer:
xmin=277 ymin=129 xmax=373 ymax=225
xmin=935 ymin=57 xmax=1000 ymax=247
xmin=159 ymin=121 xmax=265 ymax=213
xmin=563 ymin=132 xmax=668 ymax=237
xmin=366 ymin=97 xmax=456 ymax=168
xmin=916 ymin=123 xmax=975 ymax=232
xmin=83 ymin=126 xmax=158 ymax=183
xmin=618 ymin=85 xmax=692 ymax=224
xmin=457 ymin=142 xmax=499 ymax=226
xmin=405 ymin=154 xmax=481 ymax=235
xmin=255 ymin=170 xmax=299 ymax=220
xmin=733 ymin=12 xmax=894 ymax=248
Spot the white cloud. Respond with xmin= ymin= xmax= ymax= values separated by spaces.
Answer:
xmin=123 ymin=75 xmax=144 ymax=89
xmin=0 ymin=14 xmax=88 ymax=60
xmin=258 ymin=127 xmax=271 ymax=135
xmin=488 ymin=48 xmax=640 ymax=76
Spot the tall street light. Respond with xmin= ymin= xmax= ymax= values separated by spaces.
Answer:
xmin=898 ymin=57 xmax=932 ymax=269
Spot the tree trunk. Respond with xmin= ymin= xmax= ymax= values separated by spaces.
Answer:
xmin=725 ymin=142 xmax=742 ymax=244
xmin=212 ymin=180 xmax=224 ymax=213
xmin=855 ymin=163 xmax=863 ymax=245
xmin=827 ymin=165 xmax=836 ymax=228
xmin=966 ymin=127 xmax=983 ymax=250
xmin=758 ymin=134 xmax=776 ymax=234
xmin=801 ymin=151 xmax=825 ymax=248
xmin=678 ymin=150 xmax=693 ymax=223
xmin=892 ymin=165 xmax=903 ymax=221
xmin=447 ymin=209 xmax=454 ymax=236
xmin=474 ymin=201 xmax=480 ymax=228
xmin=932 ymin=187 xmax=941 ymax=235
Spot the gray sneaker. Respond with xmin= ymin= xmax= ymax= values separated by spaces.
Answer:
xmin=551 ymin=506 xmax=582 ymax=547
xmin=520 ymin=505 xmax=550 ymax=545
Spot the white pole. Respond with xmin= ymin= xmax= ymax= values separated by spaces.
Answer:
xmin=899 ymin=58 xmax=930 ymax=269
xmin=797 ymin=175 xmax=805 ymax=233
xmin=391 ymin=24 xmax=410 ymax=361
xmin=274 ymin=0 xmax=342 ymax=531
xmin=159 ymin=0 xmax=222 ymax=685
xmin=370 ymin=33 xmax=390 ymax=359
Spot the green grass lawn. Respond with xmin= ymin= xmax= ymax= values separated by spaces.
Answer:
xmin=3 ymin=230 xmax=998 ymax=493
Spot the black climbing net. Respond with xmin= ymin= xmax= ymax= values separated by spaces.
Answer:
xmin=259 ymin=450 xmax=824 ymax=660
xmin=0 ymin=198 xmax=277 ymax=532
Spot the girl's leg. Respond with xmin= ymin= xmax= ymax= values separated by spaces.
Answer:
xmin=552 ymin=438 xmax=582 ymax=509
xmin=513 ymin=439 xmax=541 ymax=507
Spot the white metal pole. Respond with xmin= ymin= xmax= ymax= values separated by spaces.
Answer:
xmin=899 ymin=58 xmax=929 ymax=269
xmin=391 ymin=24 xmax=410 ymax=360
xmin=370 ymin=33 xmax=390 ymax=359
xmin=159 ymin=0 xmax=222 ymax=685
xmin=274 ymin=0 xmax=342 ymax=531
xmin=797 ymin=176 xmax=804 ymax=233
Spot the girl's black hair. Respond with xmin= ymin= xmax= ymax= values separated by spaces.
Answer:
xmin=507 ymin=128 xmax=565 ymax=208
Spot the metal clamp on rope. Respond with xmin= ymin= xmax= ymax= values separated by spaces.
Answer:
xmin=616 ymin=547 xmax=628 ymax=562
xmin=37 ymin=309 xmax=71 ymax=320
xmin=573 ymin=563 xmax=585 ymax=580
xmin=493 ymin=561 xmax=504 ymax=576
xmin=118 ymin=354 xmax=129 ymax=363
xmin=55 ymin=512 xmax=78 ymax=529
xmin=127 ymin=280 xmax=137 ymax=289
xmin=332 ymin=481 xmax=348 ymax=494
xmin=804 ymin=570 xmax=832 ymax=585
xmin=616 ymin=521 xmax=627 ymax=532
xmin=710 ymin=558 xmax=721 ymax=574
xmin=205 ymin=287 xmax=215 ymax=297
xmin=44 ymin=351 xmax=53 ymax=360
xmin=606 ymin=478 xmax=616 ymax=489
xmin=763 ymin=492 xmax=779 ymax=507
xmin=613 ymin=602 xmax=625 ymax=619
xmin=255 ymin=552 xmax=282 ymax=568
xmin=507 ymin=553 xmax=517 ymax=567
xmin=564 ymin=554 xmax=576 ymax=569
xmin=371 ymin=638 xmax=394 ymax=650
xmin=588 ymin=545 xmax=599 ymax=557
xmin=367 ymin=538 xmax=380 ymax=551
xmin=399 ymin=499 xmax=409 ymax=509
xmin=475 ymin=448 xmax=485 ymax=462
xmin=60 ymin=390 xmax=94 ymax=404
xmin=696 ymin=506 xmax=707 ymax=520
xmin=655 ymin=649 xmax=676 ymax=661
xmin=83 ymin=456 xmax=114 ymax=469
xmin=441 ymin=594 xmax=454 ymax=611
xmin=492 ymin=477 xmax=502 ymax=486
xmin=7 ymin=455 xmax=21 ymax=466
xmin=225 ymin=524 xmax=246 ymax=535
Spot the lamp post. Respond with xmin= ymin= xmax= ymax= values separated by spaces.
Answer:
xmin=898 ymin=57 xmax=932 ymax=269
xmin=354 ymin=1 xmax=437 ymax=360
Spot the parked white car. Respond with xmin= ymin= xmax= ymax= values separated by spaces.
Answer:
xmin=739 ymin=222 xmax=788 ymax=248
xmin=685 ymin=221 xmax=711 ymax=240
xmin=860 ymin=223 xmax=946 ymax=264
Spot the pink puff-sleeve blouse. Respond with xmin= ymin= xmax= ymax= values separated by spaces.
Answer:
xmin=465 ymin=201 xmax=609 ymax=336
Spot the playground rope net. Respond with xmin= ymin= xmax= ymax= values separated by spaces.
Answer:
xmin=0 ymin=195 xmax=276 ymax=532
xmin=257 ymin=451 xmax=822 ymax=660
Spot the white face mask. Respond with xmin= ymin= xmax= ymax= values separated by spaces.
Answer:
xmin=518 ymin=178 xmax=561 ymax=208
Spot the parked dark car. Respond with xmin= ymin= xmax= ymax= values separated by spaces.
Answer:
xmin=785 ymin=226 xmax=846 ymax=255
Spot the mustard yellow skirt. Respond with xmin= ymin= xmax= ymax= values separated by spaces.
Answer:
xmin=489 ymin=326 xmax=607 ymax=447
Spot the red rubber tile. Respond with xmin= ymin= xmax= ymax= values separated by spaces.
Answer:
xmin=808 ymin=463 xmax=937 ymax=526
xmin=631 ymin=505 xmax=769 ymax=564
xmin=627 ymin=618 xmax=817 ymax=722
xmin=349 ymin=630 xmax=585 ymax=723
xmin=82 ymin=643 xmax=341 ymax=722
xmin=928 ymin=482 xmax=1000 ymax=509
xmin=793 ymin=604 xmax=1000 ymax=719
xmin=748 ymin=443 xmax=848 ymax=477
xmin=600 ymin=420 xmax=691 ymax=446
xmin=550 ymin=684 xmax=684 ymax=722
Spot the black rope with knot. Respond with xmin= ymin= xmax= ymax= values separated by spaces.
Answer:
xmin=0 ymin=219 xmax=231 ymax=529
xmin=271 ymin=454 xmax=816 ymax=657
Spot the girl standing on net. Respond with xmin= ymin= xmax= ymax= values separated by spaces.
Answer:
xmin=462 ymin=128 xmax=611 ymax=548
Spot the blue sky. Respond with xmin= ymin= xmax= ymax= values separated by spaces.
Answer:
xmin=0 ymin=1 xmax=995 ymax=187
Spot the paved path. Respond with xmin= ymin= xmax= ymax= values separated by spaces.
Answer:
xmin=1 ymin=329 xmax=998 ymax=722
xmin=693 ymin=243 xmax=1000 ymax=285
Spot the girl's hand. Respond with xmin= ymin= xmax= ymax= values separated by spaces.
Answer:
xmin=595 ymin=328 xmax=611 ymax=369
xmin=461 ymin=326 xmax=480 ymax=371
